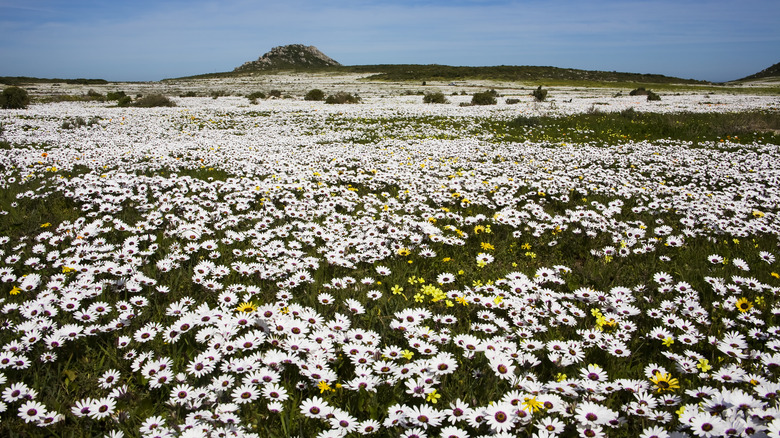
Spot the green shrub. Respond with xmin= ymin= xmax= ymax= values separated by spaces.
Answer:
xmin=0 ymin=86 xmax=30 ymax=109
xmin=620 ymin=107 xmax=640 ymax=120
xmin=471 ymin=91 xmax=497 ymax=105
xmin=106 ymin=91 xmax=126 ymax=101
xmin=304 ymin=89 xmax=326 ymax=101
xmin=133 ymin=94 xmax=176 ymax=107
xmin=180 ymin=91 xmax=198 ymax=97
xmin=532 ymin=86 xmax=548 ymax=102
xmin=86 ymin=89 xmax=104 ymax=100
xmin=646 ymin=91 xmax=661 ymax=101
xmin=246 ymin=91 xmax=266 ymax=104
xmin=423 ymin=92 xmax=448 ymax=104
xmin=116 ymin=96 xmax=133 ymax=107
xmin=211 ymin=90 xmax=228 ymax=99
xmin=505 ymin=98 xmax=520 ymax=105
xmin=268 ymin=89 xmax=282 ymax=98
xmin=325 ymin=92 xmax=360 ymax=104
xmin=629 ymin=87 xmax=650 ymax=96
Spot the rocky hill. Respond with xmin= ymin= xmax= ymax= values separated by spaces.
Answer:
xmin=738 ymin=61 xmax=780 ymax=81
xmin=234 ymin=44 xmax=341 ymax=71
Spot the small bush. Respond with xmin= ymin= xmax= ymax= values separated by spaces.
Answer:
xmin=304 ymin=89 xmax=326 ymax=101
xmin=620 ymin=107 xmax=640 ymax=120
xmin=133 ymin=94 xmax=176 ymax=108
xmin=0 ymin=86 xmax=30 ymax=109
xmin=268 ymin=90 xmax=282 ymax=98
xmin=211 ymin=90 xmax=228 ymax=99
xmin=325 ymin=92 xmax=360 ymax=104
xmin=86 ymin=89 xmax=104 ymax=100
xmin=180 ymin=91 xmax=198 ymax=97
xmin=505 ymin=98 xmax=520 ymax=105
xmin=246 ymin=92 xmax=266 ymax=104
xmin=423 ymin=92 xmax=448 ymax=104
xmin=61 ymin=116 xmax=101 ymax=129
xmin=106 ymin=91 xmax=126 ymax=101
xmin=471 ymin=91 xmax=497 ymax=106
xmin=116 ymin=96 xmax=133 ymax=107
xmin=532 ymin=86 xmax=548 ymax=102
xmin=513 ymin=115 xmax=541 ymax=126
xmin=629 ymin=87 xmax=650 ymax=96
xmin=646 ymin=91 xmax=661 ymax=101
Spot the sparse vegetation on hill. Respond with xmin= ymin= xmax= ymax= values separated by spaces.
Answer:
xmin=345 ymin=64 xmax=709 ymax=84
xmin=0 ymin=76 xmax=108 ymax=86
xmin=737 ymin=61 xmax=780 ymax=81
xmin=235 ymin=44 xmax=341 ymax=72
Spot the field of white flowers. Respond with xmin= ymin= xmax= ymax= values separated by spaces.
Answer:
xmin=1 ymin=78 xmax=780 ymax=438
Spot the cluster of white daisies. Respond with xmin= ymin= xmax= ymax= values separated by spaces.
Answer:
xmin=0 ymin=92 xmax=778 ymax=437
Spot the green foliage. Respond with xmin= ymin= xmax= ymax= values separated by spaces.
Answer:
xmin=499 ymin=110 xmax=780 ymax=145
xmin=246 ymin=91 xmax=266 ymax=104
xmin=646 ymin=90 xmax=661 ymax=101
xmin=470 ymin=91 xmax=497 ymax=106
xmin=61 ymin=116 xmax=100 ymax=129
xmin=132 ymin=94 xmax=176 ymax=107
xmin=505 ymin=98 xmax=520 ymax=105
xmin=105 ymin=91 xmax=127 ymax=101
xmin=422 ymin=91 xmax=449 ymax=104
xmin=268 ymin=89 xmax=283 ymax=98
xmin=304 ymin=89 xmax=326 ymax=101
xmin=0 ymin=86 xmax=30 ymax=109
xmin=629 ymin=87 xmax=650 ymax=96
xmin=116 ymin=96 xmax=133 ymax=107
xmin=325 ymin=92 xmax=361 ymax=104
xmin=532 ymin=86 xmax=548 ymax=102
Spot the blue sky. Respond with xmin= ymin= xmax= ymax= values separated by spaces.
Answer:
xmin=1 ymin=0 xmax=778 ymax=82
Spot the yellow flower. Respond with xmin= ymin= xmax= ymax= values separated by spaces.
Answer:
xmin=522 ymin=396 xmax=544 ymax=413
xmin=398 ymin=248 xmax=411 ymax=256
xmin=556 ymin=373 xmax=567 ymax=382
xmin=480 ymin=242 xmax=495 ymax=251
xmin=474 ymin=225 xmax=485 ymax=234
xmin=662 ymin=337 xmax=674 ymax=347
xmin=414 ymin=293 xmax=425 ymax=303
xmin=426 ymin=390 xmax=441 ymax=404
xmin=235 ymin=302 xmax=257 ymax=313
xmin=771 ymin=272 xmax=779 ymax=279
xmin=456 ymin=296 xmax=469 ymax=306
xmin=391 ymin=285 xmax=404 ymax=295
xmin=61 ymin=266 xmax=75 ymax=274
xmin=401 ymin=350 xmax=414 ymax=360
xmin=40 ymin=223 xmax=51 ymax=228
xmin=318 ymin=381 xmax=334 ymax=393
xmin=521 ymin=243 xmax=532 ymax=250
xmin=753 ymin=210 xmax=765 ymax=218
xmin=650 ymin=372 xmax=680 ymax=393
xmin=442 ymin=257 xmax=451 ymax=262
xmin=736 ymin=297 xmax=753 ymax=313
xmin=493 ymin=296 xmax=503 ymax=305
xmin=10 ymin=286 xmax=21 ymax=296
xmin=697 ymin=359 xmax=712 ymax=373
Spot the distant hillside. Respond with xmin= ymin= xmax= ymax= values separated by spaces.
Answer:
xmin=234 ymin=44 xmax=341 ymax=71
xmin=738 ymin=62 xmax=780 ymax=81
xmin=344 ymin=64 xmax=709 ymax=84
xmin=0 ymin=76 xmax=108 ymax=86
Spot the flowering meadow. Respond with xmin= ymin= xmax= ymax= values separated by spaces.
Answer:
xmin=1 ymin=82 xmax=780 ymax=438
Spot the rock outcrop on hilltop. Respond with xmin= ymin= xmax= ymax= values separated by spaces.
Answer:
xmin=234 ymin=44 xmax=341 ymax=71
